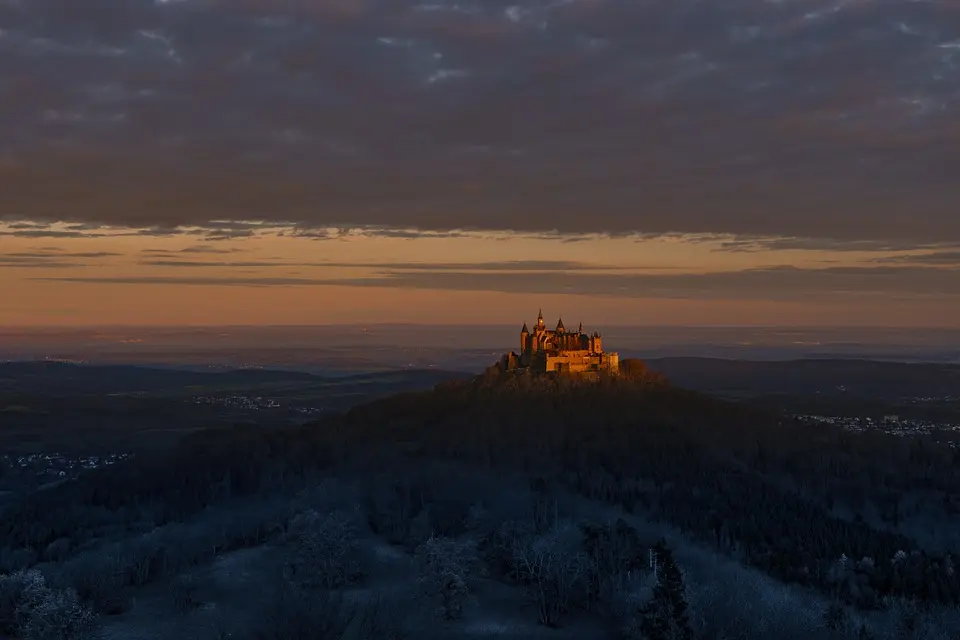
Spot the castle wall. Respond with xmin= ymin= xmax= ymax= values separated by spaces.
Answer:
xmin=544 ymin=352 xmax=619 ymax=374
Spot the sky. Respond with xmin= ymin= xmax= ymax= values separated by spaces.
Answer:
xmin=2 ymin=0 xmax=959 ymax=327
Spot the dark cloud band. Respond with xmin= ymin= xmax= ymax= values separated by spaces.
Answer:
xmin=2 ymin=0 xmax=959 ymax=243
xmin=32 ymin=265 xmax=960 ymax=300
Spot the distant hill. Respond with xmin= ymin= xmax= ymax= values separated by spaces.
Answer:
xmin=0 ymin=361 xmax=466 ymax=395
xmin=644 ymin=357 xmax=960 ymax=399
xmin=0 ymin=363 xmax=468 ymax=453
xmin=0 ymin=361 xmax=313 ymax=394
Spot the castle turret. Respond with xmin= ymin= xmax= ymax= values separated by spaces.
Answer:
xmin=537 ymin=309 xmax=544 ymax=329
xmin=556 ymin=317 xmax=565 ymax=333
xmin=520 ymin=323 xmax=529 ymax=352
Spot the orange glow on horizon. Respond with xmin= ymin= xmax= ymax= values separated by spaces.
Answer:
xmin=2 ymin=224 xmax=958 ymax=327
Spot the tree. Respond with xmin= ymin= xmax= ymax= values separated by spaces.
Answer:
xmin=514 ymin=523 xmax=588 ymax=627
xmin=415 ymin=535 xmax=473 ymax=620
xmin=284 ymin=510 xmax=365 ymax=589
xmin=637 ymin=540 xmax=693 ymax=640
xmin=620 ymin=359 xmax=650 ymax=379
xmin=19 ymin=588 xmax=98 ymax=640
xmin=0 ymin=569 xmax=47 ymax=634
xmin=823 ymin=602 xmax=848 ymax=633
xmin=0 ymin=570 xmax=98 ymax=640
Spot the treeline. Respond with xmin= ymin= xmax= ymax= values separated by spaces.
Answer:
xmin=1 ymin=370 xmax=959 ymax=611
xmin=339 ymin=372 xmax=960 ymax=607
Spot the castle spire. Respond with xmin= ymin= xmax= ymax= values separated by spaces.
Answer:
xmin=578 ymin=321 xmax=583 ymax=334
xmin=521 ymin=322 xmax=529 ymax=334
xmin=537 ymin=309 xmax=544 ymax=327
xmin=556 ymin=317 xmax=565 ymax=332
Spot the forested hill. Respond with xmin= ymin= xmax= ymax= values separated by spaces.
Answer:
xmin=339 ymin=369 xmax=777 ymax=465
xmin=335 ymin=370 xmax=960 ymax=607
xmin=338 ymin=368 xmax=959 ymax=502
xmin=2 ymin=368 xmax=959 ymax=612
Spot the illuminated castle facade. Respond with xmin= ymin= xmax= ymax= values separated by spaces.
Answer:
xmin=497 ymin=310 xmax=619 ymax=375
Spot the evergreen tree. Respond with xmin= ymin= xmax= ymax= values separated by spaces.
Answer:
xmin=823 ymin=602 xmax=848 ymax=632
xmin=638 ymin=540 xmax=693 ymax=640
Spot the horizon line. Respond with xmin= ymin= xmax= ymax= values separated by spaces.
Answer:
xmin=3 ymin=323 xmax=960 ymax=331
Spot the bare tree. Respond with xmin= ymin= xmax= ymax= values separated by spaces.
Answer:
xmin=287 ymin=510 xmax=364 ymax=589
xmin=0 ymin=569 xmax=47 ymax=634
xmin=285 ymin=509 xmax=366 ymax=589
xmin=0 ymin=569 xmax=98 ymax=640
xmin=415 ymin=535 xmax=475 ymax=620
xmin=513 ymin=522 xmax=588 ymax=627
xmin=19 ymin=588 xmax=98 ymax=640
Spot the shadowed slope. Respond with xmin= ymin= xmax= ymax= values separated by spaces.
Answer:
xmin=0 ymin=368 xmax=958 ymax=611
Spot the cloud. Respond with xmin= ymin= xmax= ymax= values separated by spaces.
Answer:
xmin=140 ymin=246 xmax=246 ymax=257
xmin=0 ymin=248 xmax=120 ymax=268
xmin=140 ymin=260 xmax=294 ymax=268
xmin=5 ymin=222 xmax=50 ymax=230
xmin=5 ymin=250 xmax=120 ymax=259
xmin=712 ymin=236 xmax=956 ymax=253
xmin=179 ymin=245 xmax=245 ymax=254
xmin=0 ymin=259 xmax=86 ymax=269
xmin=33 ymin=265 xmax=960 ymax=299
xmin=284 ymin=227 xmax=478 ymax=240
xmin=876 ymin=250 xmax=960 ymax=266
xmin=2 ymin=0 xmax=960 ymax=244
xmin=135 ymin=258 xmax=659 ymax=271
xmin=0 ymin=229 xmax=109 ymax=239
xmin=32 ymin=276 xmax=344 ymax=287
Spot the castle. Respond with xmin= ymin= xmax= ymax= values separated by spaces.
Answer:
xmin=497 ymin=310 xmax=620 ymax=375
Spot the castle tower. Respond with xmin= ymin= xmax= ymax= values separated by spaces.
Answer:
xmin=556 ymin=317 xmax=565 ymax=333
xmin=537 ymin=309 xmax=544 ymax=330
xmin=520 ymin=322 xmax=529 ymax=353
